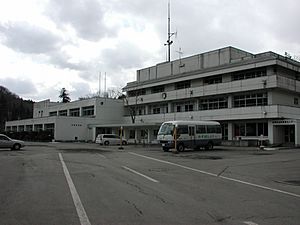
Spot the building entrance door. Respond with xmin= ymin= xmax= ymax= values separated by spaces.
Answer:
xmin=284 ymin=125 xmax=295 ymax=144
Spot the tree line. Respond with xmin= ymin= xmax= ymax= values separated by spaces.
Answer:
xmin=0 ymin=86 xmax=34 ymax=132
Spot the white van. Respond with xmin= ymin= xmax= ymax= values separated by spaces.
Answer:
xmin=95 ymin=134 xmax=127 ymax=145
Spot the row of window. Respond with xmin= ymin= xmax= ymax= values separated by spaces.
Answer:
xmin=49 ymin=106 xmax=94 ymax=117
xmin=6 ymin=123 xmax=55 ymax=132
xmin=132 ymin=93 xmax=268 ymax=115
xmin=234 ymin=122 xmax=268 ymax=136
xmin=128 ymin=68 xmax=268 ymax=96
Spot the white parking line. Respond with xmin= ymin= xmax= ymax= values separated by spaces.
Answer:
xmin=243 ymin=221 xmax=259 ymax=225
xmin=122 ymin=166 xmax=159 ymax=183
xmin=59 ymin=153 xmax=91 ymax=225
xmin=97 ymin=153 xmax=107 ymax=159
xmin=129 ymin=152 xmax=300 ymax=199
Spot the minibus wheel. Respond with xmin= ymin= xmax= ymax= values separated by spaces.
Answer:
xmin=163 ymin=147 xmax=169 ymax=152
xmin=205 ymin=142 xmax=213 ymax=150
xmin=177 ymin=143 xmax=185 ymax=152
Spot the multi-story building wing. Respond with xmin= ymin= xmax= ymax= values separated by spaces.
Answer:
xmin=123 ymin=46 xmax=300 ymax=146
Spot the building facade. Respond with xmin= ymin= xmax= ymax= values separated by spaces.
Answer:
xmin=122 ymin=47 xmax=300 ymax=146
xmin=5 ymin=98 xmax=124 ymax=141
xmin=5 ymin=47 xmax=300 ymax=146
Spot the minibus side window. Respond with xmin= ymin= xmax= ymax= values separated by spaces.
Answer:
xmin=177 ymin=125 xmax=188 ymax=134
xmin=196 ymin=125 xmax=206 ymax=134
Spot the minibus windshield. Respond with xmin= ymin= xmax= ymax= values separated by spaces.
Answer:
xmin=158 ymin=123 xmax=174 ymax=135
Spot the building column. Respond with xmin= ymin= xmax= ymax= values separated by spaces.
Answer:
xmin=268 ymin=120 xmax=274 ymax=144
xmin=296 ymin=120 xmax=300 ymax=147
xmin=168 ymin=102 xmax=172 ymax=114
xmin=147 ymin=129 xmax=151 ymax=144
xmin=228 ymin=96 xmax=232 ymax=108
xmin=228 ymin=122 xmax=233 ymax=140
xmin=135 ymin=129 xmax=138 ymax=144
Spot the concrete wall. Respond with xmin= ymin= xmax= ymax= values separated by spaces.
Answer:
xmin=272 ymin=90 xmax=300 ymax=107
xmin=136 ymin=47 xmax=254 ymax=83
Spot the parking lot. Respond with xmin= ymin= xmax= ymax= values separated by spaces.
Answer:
xmin=0 ymin=142 xmax=299 ymax=225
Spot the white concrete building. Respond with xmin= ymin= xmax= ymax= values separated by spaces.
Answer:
xmin=5 ymin=46 xmax=300 ymax=146
xmin=5 ymin=98 xmax=124 ymax=141
xmin=122 ymin=47 xmax=300 ymax=146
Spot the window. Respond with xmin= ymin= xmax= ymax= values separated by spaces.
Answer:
xmin=129 ymin=130 xmax=135 ymax=139
xmin=177 ymin=125 xmax=188 ymax=134
xmin=141 ymin=130 xmax=147 ymax=138
xmin=258 ymin=123 xmax=268 ymax=136
xmin=196 ymin=125 xmax=206 ymax=133
xmin=150 ymin=104 xmax=167 ymax=114
xmin=173 ymin=101 xmax=194 ymax=112
xmin=246 ymin=123 xmax=256 ymax=136
xmin=128 ymin=89 xmax=146 ymax=97
xmin=69 ymin=108 xmax=80 ymax=117
xmin=153 ymin=107 xmax=160 ymax=114
xmin=82 ymin=106 xmax=94 ymax=116
xmin=204 ymin=75 xmax=222 ymax=85
xmin=175 ymin=81 xmax=191 ymax=90
xmin=232 ymin=68 xmax=267 ymax=81
xmin=234 ymin=122 xmax=268 ymax=137
xmin=185 ymin=104 xmax=194 ymax=112
xmin=58 ymin=110 xmax=67 ymax=116
xmin=199 ymin=97 xmax=228 ymax=110
xmin=233 ymin=93 xmax=267 ymax=108
xmin=151 ymin=85 xmax=165 ymax=94
xmin=207 ymin=125 xmax=221 ymax=133
xmin=222 ymin=123 xmax=228 ymax=140
xmin=49 ymin=111 xmax=57 ymax=116
xmin=0 ymin=135 xmax=9 ymax=141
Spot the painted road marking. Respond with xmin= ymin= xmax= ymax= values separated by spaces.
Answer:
xmin=243 ymin=221 xmax=259 ymax=225
xmin=97 ymin=153 xmax=107 ymax=159
xmin=122 ymin=166 xmax=159 ymax=183
xmin=59 ymin=153 xmax=91 ymax=225
xmin=129 ymin=152 xmax=300 ymax=199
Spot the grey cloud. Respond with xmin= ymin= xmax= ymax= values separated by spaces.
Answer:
xmin=101 ymin=42 xmax=150 ymax=70
xmin=46 ymin=0 xmax=116 ymax=41
xmin=0 ymin=22 xmax=62 ymax=54
xmin=48 ymin=51 xmax=89 ymax=71
xmin=70 ymin=82 xmax=93 ymax=99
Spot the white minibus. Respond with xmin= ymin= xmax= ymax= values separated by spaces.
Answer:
xmin=157 ymin=121 xmax=222 ymax=151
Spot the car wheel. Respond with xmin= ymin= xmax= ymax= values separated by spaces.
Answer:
xmin=177 ymin=143 xmax=185 ymax=152
xmin=104 ymin=141 xmax=109 ymax=145
xmin=122 ymin=140 xmax=127 ymax=145
xmin=12 ymin=144 xmax=21 ymax=150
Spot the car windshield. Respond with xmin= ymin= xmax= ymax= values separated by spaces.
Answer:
xmin=158 ymin=123 xmax=174 ymax=135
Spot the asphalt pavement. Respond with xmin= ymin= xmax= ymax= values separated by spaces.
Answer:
xmin=0 ymin=142 xmax=299 ymax=225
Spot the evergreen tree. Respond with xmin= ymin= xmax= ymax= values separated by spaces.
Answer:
xmin=59 ymin=88 xmax=71 ymax=103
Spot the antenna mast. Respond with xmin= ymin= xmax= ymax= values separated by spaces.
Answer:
xmin=165 ymin=0 xmax=175 ymax=62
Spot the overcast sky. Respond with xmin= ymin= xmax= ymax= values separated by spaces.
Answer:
xmin=0 ymin=0 xmax=299 ymax=102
